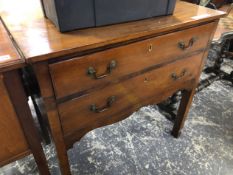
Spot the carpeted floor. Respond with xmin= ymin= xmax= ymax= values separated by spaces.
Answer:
xmin=0 ymin=76 xmax=232 ymax=175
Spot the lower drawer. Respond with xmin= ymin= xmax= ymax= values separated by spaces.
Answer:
xmin=58 ymin=53 xmax=203 ymax=138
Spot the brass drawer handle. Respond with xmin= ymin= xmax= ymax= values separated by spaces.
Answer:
xmin=87 ymin=60 xmax=117 ymax=79
xmin=90 ymin=96 xmax=116 ymax=113
xmin=171 ymin=69 xmax=188 ymax=81
xmin=178 ymin=37 xmax=197 ymax=50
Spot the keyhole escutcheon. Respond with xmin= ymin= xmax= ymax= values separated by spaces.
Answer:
xmin=149 ymin=44 xmax=153 ymax=52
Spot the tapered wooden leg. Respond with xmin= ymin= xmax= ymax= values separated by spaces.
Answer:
xmin=4 ymin=70 xmax=50 ymax=175
xmin=47 ymin=109 xmax=71 ymax=175
xmin=172 ymin=88 xmax=196 ymax=138
xmin=33 ymin=62 xmax=71 ymax=175
xmin=171 ymin=20 xmax=220 ymax=137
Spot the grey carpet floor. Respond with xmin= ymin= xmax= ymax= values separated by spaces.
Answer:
xmin=1 ymin=44 xmax=233 ymax=174
xmin=0 ymin=78 xmax=232 ymax=175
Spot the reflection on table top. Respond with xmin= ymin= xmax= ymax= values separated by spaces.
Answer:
xmin=0 ymin=0 xmax=225 ymax=63
xmin=0 ymin=19 xmax=24 ymax=72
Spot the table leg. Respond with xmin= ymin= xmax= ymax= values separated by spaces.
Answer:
xmin=33 ymin=62 xmax=71 ymax=175
xmin=4 ymin=70 xmax=50 ymax=175
xmin=171 ymin=88 xmax=196 ymax=138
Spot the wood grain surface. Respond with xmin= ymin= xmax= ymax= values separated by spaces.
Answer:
xmin=0 ymin=19 xmax=24 ymax=72
xmin=49 ymin=22 xmax=215 ymax=99
xmin=0 ymin=74 xmax=29 ymax=166
xmin=0 ymin=0 xmax=225 ymax=63
xmin=59 ymin=53 xmax=202 ymax=138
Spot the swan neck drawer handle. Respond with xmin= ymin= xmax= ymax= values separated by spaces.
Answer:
xmin=87 ymin=60 xmax=117 ymax=79
xmin=90 ymin=96 xmax=116 ymax=113
xmin=171 ymin=69 xmax=188 ymax=81
xmin=178 ymin=37 xmax=197 ymax=50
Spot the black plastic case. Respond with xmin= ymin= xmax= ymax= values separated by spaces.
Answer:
xmin=41 ymin=0 xmax=177 ymax=32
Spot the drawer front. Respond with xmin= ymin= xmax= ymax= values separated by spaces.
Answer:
xmin=50 ymin=22 xmax=215 ymax=99
xmin=58 ymin=53 xmax=203 ymax=137
xmin=0 ymin=76 xmax=29 ymax=165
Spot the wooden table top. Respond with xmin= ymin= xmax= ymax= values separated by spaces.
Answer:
xmin=0 ymin=18 xmax=24 ymax=72
xmin=0 ymin=0 xmax=225 ymax=63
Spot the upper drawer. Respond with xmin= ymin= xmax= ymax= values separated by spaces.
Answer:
xmin=49 ymin=22 xmax=215 ymax=99
xmin=58 ymin=53 xmax=203 ymax=137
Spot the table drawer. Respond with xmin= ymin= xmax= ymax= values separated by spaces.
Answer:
xmin=49 ymin=22 xmax=214 ymax=99
xmin=58 ymin=53 xmax=203 ymax=137
xmin=0 ymin=76 xmax=29 ymax=165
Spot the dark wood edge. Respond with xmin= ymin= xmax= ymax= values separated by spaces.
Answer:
xmin=0 ymin=60 xmax=25 ymax=73
xmin=3 ymin=70 xmax=50 ymax=175
xmin=0 ymin=150 xmax=31 ymax=167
